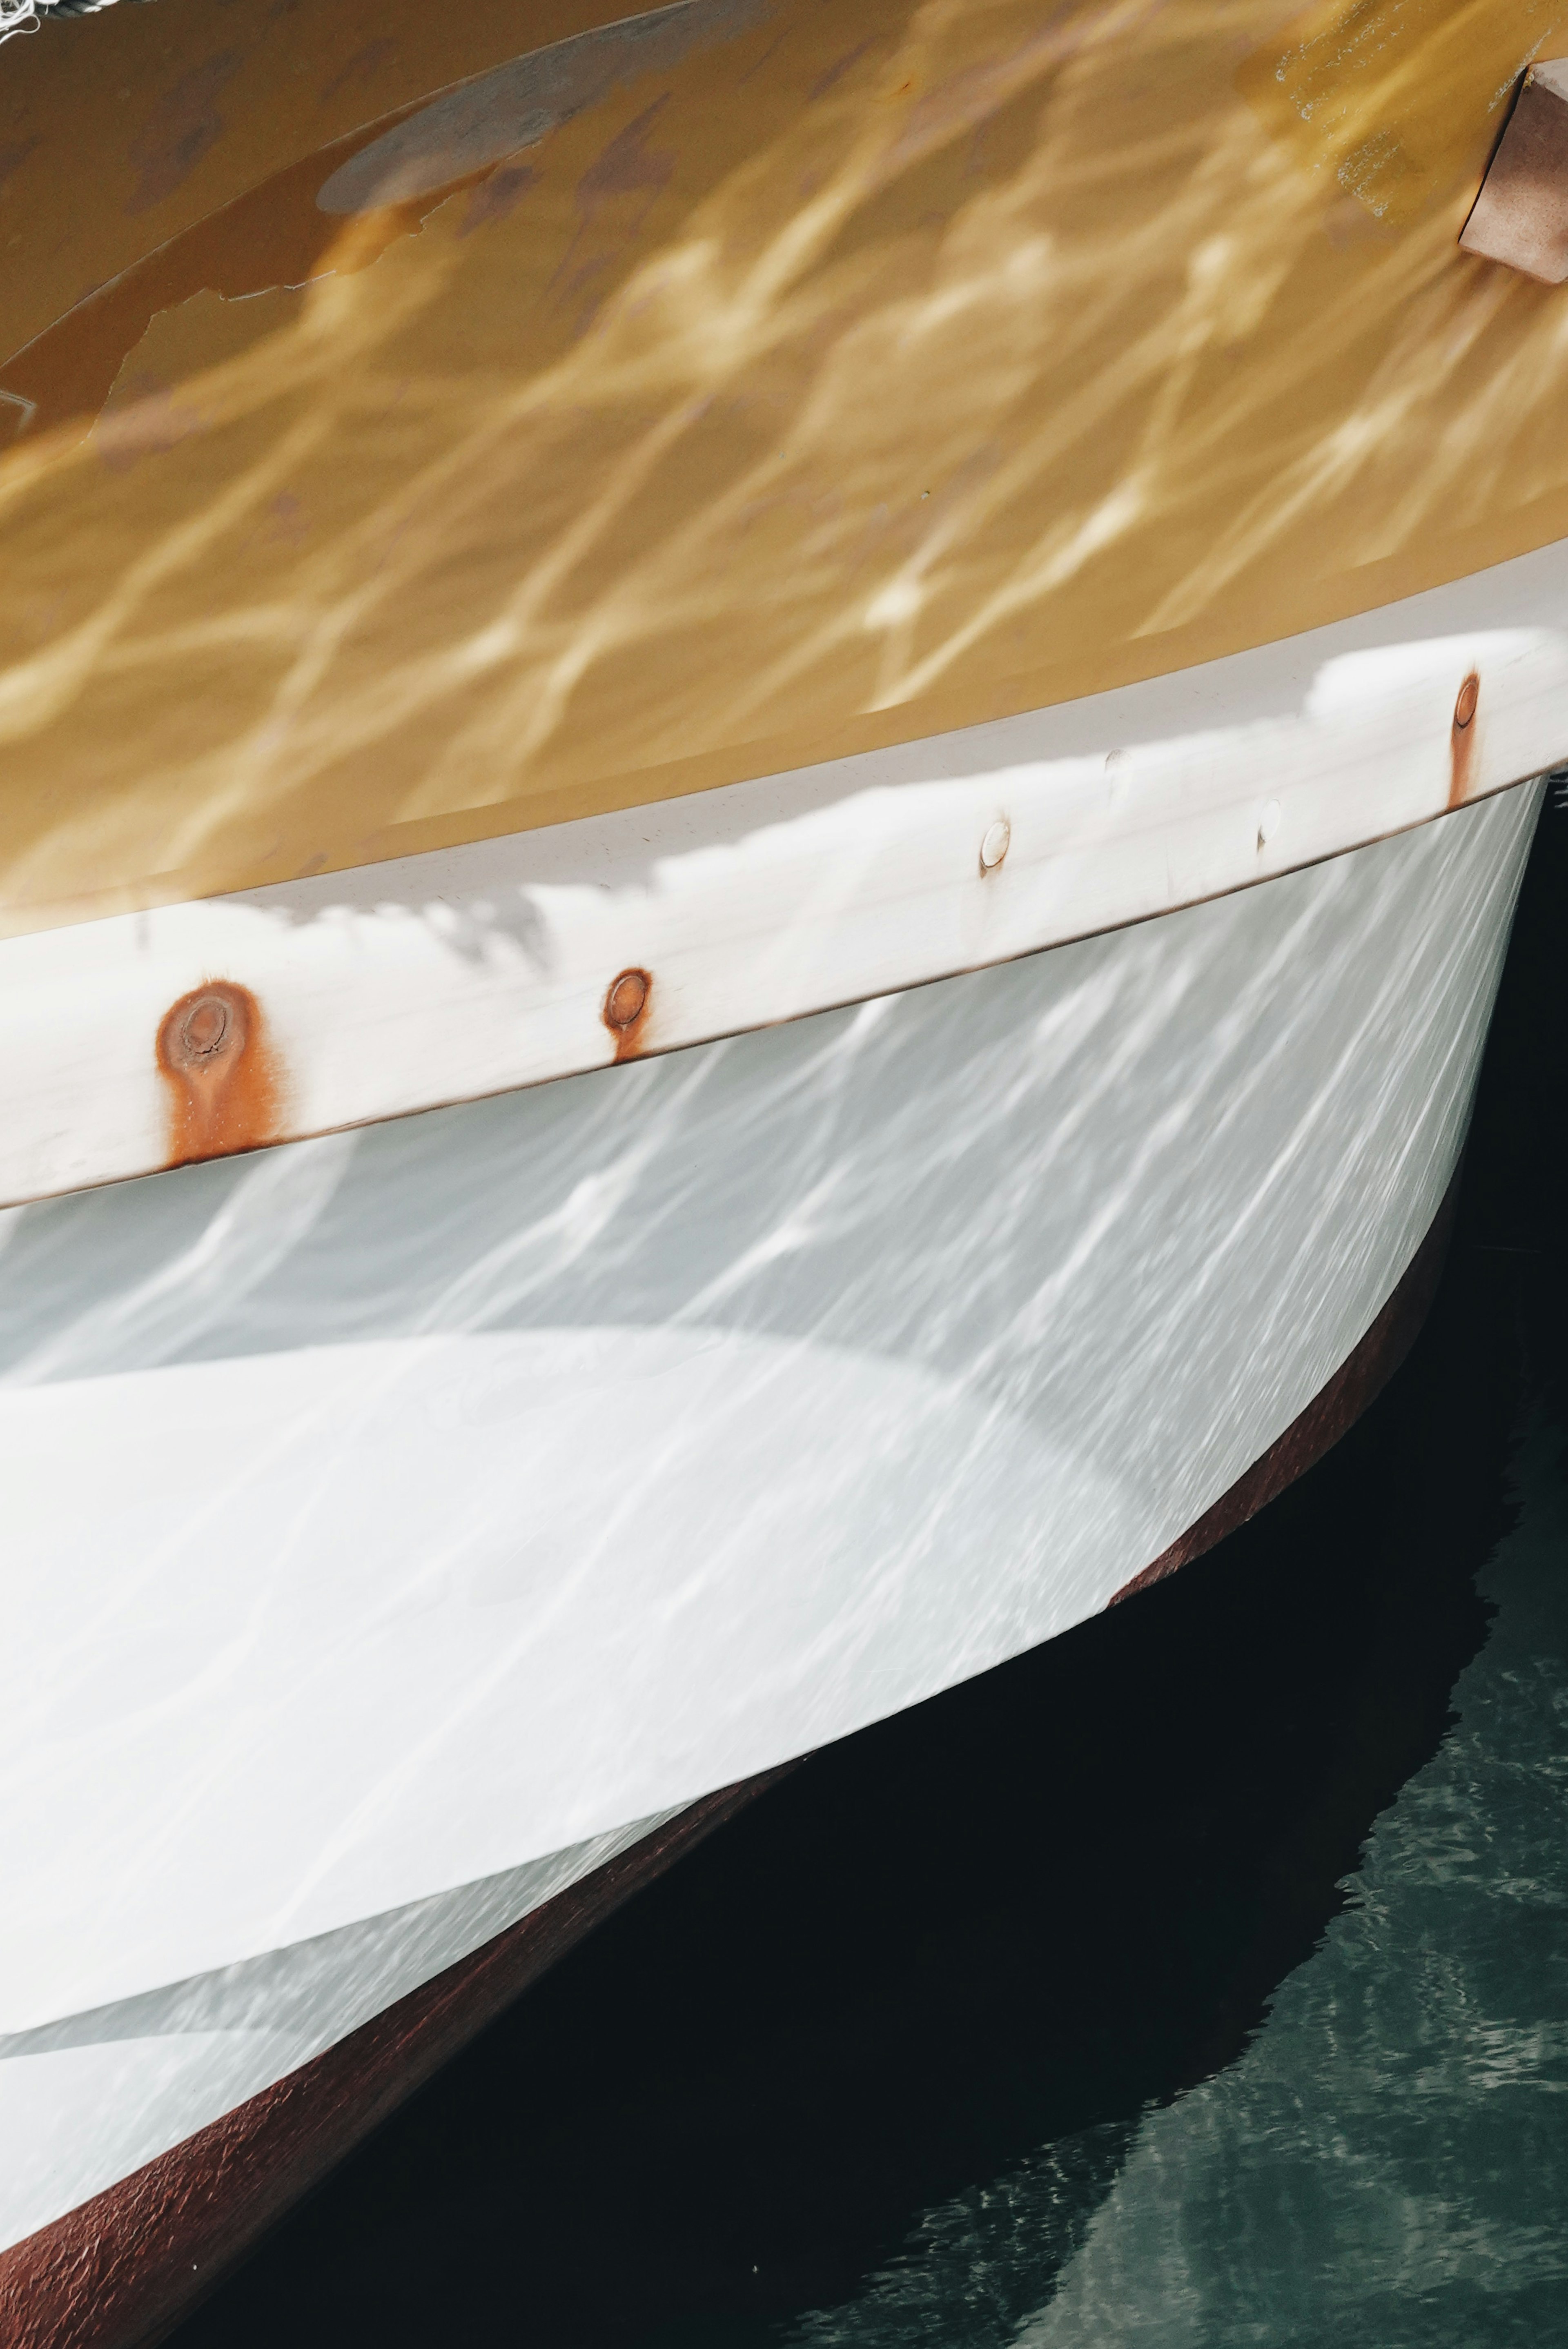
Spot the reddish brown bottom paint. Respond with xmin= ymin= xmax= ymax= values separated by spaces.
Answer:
xmin=1112 ymin=1178 xmax=1457 ymax=1603
xmin=0 ymin=1782 xmax=784 ymax=2349
xmin=0 ymin=1186 xmax=1457 ymax=2349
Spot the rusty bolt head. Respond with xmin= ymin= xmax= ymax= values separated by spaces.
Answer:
xmin=604 ymin=969 xmax=649 ymax=1032
xmin=158 ymin=982 xmax=252 ymax=1081
xmin=1454 ymin=674 xmax=1479 ymax=730
xmin=179 ymin=995 xmax=232 ymax=1060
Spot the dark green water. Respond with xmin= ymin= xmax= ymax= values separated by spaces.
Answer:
xmin=177 ymin=799 xmax=1568 ymax=2349
xmin=783 ymin=1416 xmax=1568 ymax=2349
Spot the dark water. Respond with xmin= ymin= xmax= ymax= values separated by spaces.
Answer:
xmin=176 ymin=798 xmax=1568 ymax=2349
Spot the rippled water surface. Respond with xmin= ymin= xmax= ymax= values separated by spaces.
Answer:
xmin=786 ymin=1425 xmax=1568 ymax=2349
xmin=174 ymin=817 xmax=1568 ymax=2347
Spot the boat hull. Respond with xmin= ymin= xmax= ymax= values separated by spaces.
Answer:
xmin=0 ymin=1151 xmax=1449 ymax=2349
xmin=0 ymin=778 xmax=1543 ymax=2329
xmin=1 ymin=1 xmax=1562 ymax=2330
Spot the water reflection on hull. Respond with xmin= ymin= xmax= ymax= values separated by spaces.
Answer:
xmin=0 ymin=781 xmax=1542 ymax=2318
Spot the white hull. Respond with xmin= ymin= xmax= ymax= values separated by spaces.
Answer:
xmin=0 ymin=776 xmax=1542 ymax=2251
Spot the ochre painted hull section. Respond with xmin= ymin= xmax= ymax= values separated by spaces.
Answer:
xmin=1 ymin=0 xmax=1566 ymax=930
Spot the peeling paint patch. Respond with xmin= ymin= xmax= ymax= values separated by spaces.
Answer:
xmin=1449 ymin=671 xmax=1480 ymax=808
xmin=316 ymin=0 xmax=772 ymax=217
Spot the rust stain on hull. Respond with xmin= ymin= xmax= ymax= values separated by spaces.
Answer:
xmin=156 ymin=980 xmax=282 ymax=1167
xmin=602 ymin=965 xmax=653 ymax=1060
xmin=1448 ymin=670 xmax=1480 ymax=808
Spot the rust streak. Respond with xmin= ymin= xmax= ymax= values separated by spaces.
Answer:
xmin=156 ymin=980 xmax=282 ymax=1168
xmin=602 ymin=966 xmax=652 ymax=1061
xmin=1448 ymin=671 xmax=1481 ymax=809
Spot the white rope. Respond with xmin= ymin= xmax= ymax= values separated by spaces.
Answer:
xmin=1 ymin=0 xmax=151 ymax=46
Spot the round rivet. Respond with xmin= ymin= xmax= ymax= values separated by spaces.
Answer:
xmin=179 ymin=995 xmax=231 ymax=1059
xmin=1454 ymin=674 xmax=1479 ymax=729
xmin=605 ymin=969 xmax=649 ymax=1031
xmin=980 ymin=817 xmax=1011 ymax=872
xmin=1257 ymin=799 xmax=1281 ymax=850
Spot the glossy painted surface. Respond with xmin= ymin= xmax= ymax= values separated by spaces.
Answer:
xmin=0 ymin=0 xmax=1566 ymax=928
xmin=0 ymin=782 xmax=1539 ymax=2250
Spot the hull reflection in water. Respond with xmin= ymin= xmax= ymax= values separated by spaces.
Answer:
xmin=0 ymin=778 xmax=1543 ymax=2263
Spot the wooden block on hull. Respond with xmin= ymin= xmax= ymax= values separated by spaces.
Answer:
xmin=1461 ymin=61 xmax=1568 ymax=283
